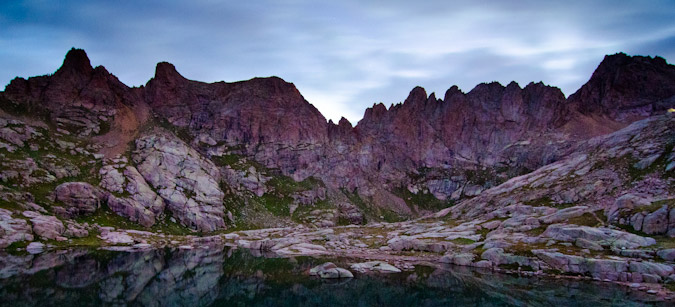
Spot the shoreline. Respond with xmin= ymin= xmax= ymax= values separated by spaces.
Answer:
xmin=7 ymin=221 xmax=675 ymax=302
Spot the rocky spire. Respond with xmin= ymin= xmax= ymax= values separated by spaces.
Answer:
xmin=55 ymin=48 xmax=93 ymax=77
xmin=153 ymin=62 xmax=186 ymax=84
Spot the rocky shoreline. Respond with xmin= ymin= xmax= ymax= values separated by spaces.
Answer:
xmin=8 ymin=215 xmax=675 ymax=302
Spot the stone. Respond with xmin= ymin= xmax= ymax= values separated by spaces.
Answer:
xmin=0 ymin=208 xmax=34 ymax=248
xmin=99 ymin=231 xmax=134 ymax=245
xmin=350 ymin=261 xmax=402 ymax=273
xmin=54 ymin=182 xmax=104 ymax=217
xmin=541 ymin=224 xmax=655 ymax=249
xmin=633 ymin=154 xmax=661 ymax=170
xmin=310 ymin=262 xmax=353 ymax=279
xmin=657 ymin=249 xmax=675 ymax=261
xmin=309 ymin=262 xmax=337 ymax=275
xmin=104 ymin=166 xmax=165 ymax=227
xmin=629 ymin=261 xmax=674 ymax=277
xmin=440 ymin=253 xmax=476 ymax=266
xmin=337 ymin=203 xmax=364 ymax=225
xmin=533 ymin=250 xmax=632 ymax=281
xmin=133 ymin=129 xmax=226 ymax=232
xmin=481 ymin=220 xmax=502 ymax=230
xmin=386 ymin=236 xmax=423 ymax=251
xmin=22 ymin=211 xmax=66 ymax=241
xmin=335 ymin=268 xmax=354 ymax=278
xmin=607 ymin=194 xmax=651 ymax=223
xmin=64 ymin=221 xmax=89 ymax=238
xmin=575 ymin=238 xmax=603 ymax=251
xmin=26 ymin=242 xmax=45 ymax=254
xmin=274 ymin=243 xmax=329 ymax=256
xmin=641 ymin=205 xmax=669 ymax=235
xmin=540 ymin=206 xmax=589 ymax=224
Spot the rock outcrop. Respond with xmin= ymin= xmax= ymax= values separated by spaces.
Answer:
xmin=2 ymin=48 xmax=141 ymax=136
xmin=133 ymin=128 xmax=226 ymax=232
xmin=100 ymin=157 xmax=165 ymax=227
xmin=0 ymin=208 xmax=33 ymax=248
xmin=53 ymin=182 xmax=105 ymax=218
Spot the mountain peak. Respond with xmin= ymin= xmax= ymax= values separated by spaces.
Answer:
xmin=154 ymin=61 xmax=185 ymax=82
xmin=56 ymin=48 xmax=93 ymax=76
xmin=569 ymin=52 xmax=675 ymax=118
xmin=403 ymin=86 xmax=428 ymax=107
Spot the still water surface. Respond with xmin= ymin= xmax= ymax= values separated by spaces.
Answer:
xmin=0 ymin=247 xmax=665 ymax=306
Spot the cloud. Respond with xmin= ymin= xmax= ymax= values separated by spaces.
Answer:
xmin=1 ymin=0 xmax=674 ymax=123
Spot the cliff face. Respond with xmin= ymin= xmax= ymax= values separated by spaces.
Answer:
xmin=2 ymin=49 xmax=142 ymax=137
xmin=0 ymin=49 xmax=674 ymax=232
xmin=144 ymin=62 xmax=330 ymax=182
xmin=568 ymin=53 xmax=675 ymax=120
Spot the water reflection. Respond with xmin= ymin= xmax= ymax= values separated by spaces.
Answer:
xmin=0 ymin=247 xmax=665 ymax=306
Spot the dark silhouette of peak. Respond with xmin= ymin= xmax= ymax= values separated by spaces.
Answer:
xmin=56 ymin=48 xmax=93 ymax=76
xmin=154 ymin=62 xmax=185 ymax=82
xmin=568 ymin=52 xmax=675 ymax=119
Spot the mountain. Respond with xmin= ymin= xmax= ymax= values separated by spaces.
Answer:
xmin=0 ymin=48 xmax=673 ymax=236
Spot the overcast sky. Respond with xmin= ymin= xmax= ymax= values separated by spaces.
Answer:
xmin=1 ymin=0 xmax=674 ymax=123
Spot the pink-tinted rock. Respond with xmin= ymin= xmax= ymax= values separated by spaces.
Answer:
xmin=54 ymin=182 xmax=105 ymax=218
xmin=0 ymin=208 xmax=34 ymax=248
xmin=22 ymin=211 xmax=66 ymax=241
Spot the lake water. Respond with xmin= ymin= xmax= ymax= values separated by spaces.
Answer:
xmin=0 ymin=247 xmax=665 ymax=306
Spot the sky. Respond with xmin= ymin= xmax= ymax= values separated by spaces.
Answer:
xmin=1 ymin=0 xmax=675 ymax=124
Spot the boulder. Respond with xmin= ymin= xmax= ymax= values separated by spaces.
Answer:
xmin=541 ymin=224 xmax=655 ymax=249
xmin=310 ymin=262 xmax=353 ymax=278
xmin=274 ymin=243 xmax=329 ymax=256
xmin=98 ymin=231 xmax=134 ymax=245
xmin=607 ymin=194 xmax=651 ymax=223
xmin=337 ymin=203 xmax=364 ymax=225
xmin=64 ymin=221 xmax=89 ymax=238
xmin=0 ymin=208 xmax=34 ymax=248
xmin=629 ymin=261 xmax=674 ymax=278
xmin=641 ymin=205 xmax=669 ymax=235
xmin=26 ymin=242 xmax=45 ymax=254
xmin=386 ymin=236 xmax=424 ymax=251
xmin=350 ymin=261 xmax=401 ymax=273
xmin=440 ymin=253 xmax=476 ymax=266
xmin=657 ymin=249 xmax=675 ymax=261
xmin=22 ymin=211 xmax=66 ymax=241
xmin=575 ymin=238 xmax=603 ymax=251
xmin=54 ymin=182 xmax=105 ymax=217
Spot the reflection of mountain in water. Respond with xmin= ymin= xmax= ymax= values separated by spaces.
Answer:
xmin=0 ymin=248 xmax=661 ymax=306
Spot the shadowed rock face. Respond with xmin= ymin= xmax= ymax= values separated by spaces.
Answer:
xmin=351 ymin=81 xmax=569 ymax=173
xmin=144 ymin=62 xmax=330 ymax=181
xmin=146 ymin=62 xmax=328 ymax=146
xmin=568 ymin=53 xmax=675 ymax=121
xmin=2 ymin=48 xmax=141 ymax=137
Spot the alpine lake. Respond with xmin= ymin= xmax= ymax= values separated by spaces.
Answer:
xmin=0 ymin=246 xmax=667 ymax=306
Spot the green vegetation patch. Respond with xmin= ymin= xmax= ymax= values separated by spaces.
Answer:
xmin=342 ymin=188 xmax=407 ymax=223
xmin=567 ymin=211 xmax=604 ymax=227
xmin=450 ymin=237 xmax=476 ymax=245
xmin=76 ymin=205 xmax=194 ymax=236
xmin=154 ymin=117 xmax=194 ymax=143
xmin=392 ymin=186 xmax=454 ymax=213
